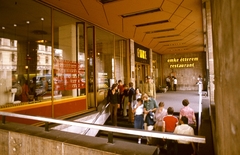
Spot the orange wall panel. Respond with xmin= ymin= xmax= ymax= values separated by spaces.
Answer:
xmin=54 ymin=98 xmax=86 ymax=118
xmin=1 ymin=97 xmax=87 ymax=125
xmin=3 ymin=105 xmax=52 ymax=125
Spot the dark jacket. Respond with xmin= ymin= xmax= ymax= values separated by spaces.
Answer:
xmin=145 ymin=111 xmax=155 ymax=126
xmin=128 ymin=87 xmax=135 ymax=103
xmin=107 ymin=89 xmax=120 ymax=104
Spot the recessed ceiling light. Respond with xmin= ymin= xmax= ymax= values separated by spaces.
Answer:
xmin=99 ymin=0 xmax=118 ymax=4
xmin=136 ymin=20 xmax=169 ymax=27
xmin=159 ymin=39 xmax=182 ymax=43
xmin=153 ymin=34 xmax=179 ymax=39
xmin=146 ymin=28 xmax=175 ymax=34
xmin=122 ymin=8 xmax=161 ymax=18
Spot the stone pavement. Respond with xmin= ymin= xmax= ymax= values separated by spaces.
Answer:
xmin=155 ymin=90 xmax=214 ymax=155
xmin=155 ymin=90 xmax=205 ymax=113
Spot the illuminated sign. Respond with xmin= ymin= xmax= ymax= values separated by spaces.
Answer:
xmin=167 ymin=57 xmax=198 ymax=62
xmin=167 ymin=57 xmax=198 ymax=68
xmin=134 ymin=43 xmax=149 ymax=64
xmin=137 ymin=48 xmax=147 ymax=59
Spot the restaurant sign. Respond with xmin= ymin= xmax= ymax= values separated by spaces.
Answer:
xmin=167 ymin=57 xmax=198 ymax=68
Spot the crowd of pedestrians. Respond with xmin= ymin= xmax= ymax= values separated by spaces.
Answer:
xmin=107 ymin=76 xmax=197 ymax=155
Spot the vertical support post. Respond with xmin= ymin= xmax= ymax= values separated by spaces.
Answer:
xmin=198 ymin=93 xmax=202 ymax=132
xmin=108 ymin=132 xmax=113 ymax=143
xmin=45 ymin=122 xmax=49 ymax=131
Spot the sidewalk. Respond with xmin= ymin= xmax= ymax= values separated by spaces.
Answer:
xmin=155 ymin=90 xmax=203 ymax=113
xmin=155 ymin=90 xmax=214 ymax=155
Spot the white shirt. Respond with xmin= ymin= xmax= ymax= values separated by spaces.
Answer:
xmin=134 ymin=104 xmax=144 ymax=115
xmin=132 ymin=93 xmax=142 ymax=109
xmin=174 ymin=124 xmax=194 ymax=144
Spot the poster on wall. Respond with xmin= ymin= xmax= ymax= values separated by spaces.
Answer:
xmin=98 ymin=73 xmax=108 ymax=89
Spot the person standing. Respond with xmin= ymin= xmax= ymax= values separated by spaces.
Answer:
xmin=107 ymin=83 xmax=120 ymax=126
xmin=166 ymin=76 xmax=171 ymax=90
xmin=143 ymin=93 xmax=158 ymax=145
xmin=29 ymin=77 xmax=37 ymax=101
xmin=128 ymin=82 xmax=135 ymax=123
xmin=173 ymin=77 xmax=177 ymax=91
xmin=173 ymin=116 xmax=196 ymax=155
xmin=171 ymin=76 xmax=174 ymax=91
xmin=21 ymin=81 xmax=30 ymax=102
xmin=132 ymin=87 xmax=142 ymax=108
xmin=143 ymin=76 xmax=156 ymax=99
xmin=132 ymin=98 xmax=144 ymax=144
xmin=122 ymin=84 xmax=129 ymax=117
xmin=179 ymin=99 xmax=196 ymax=133
xmin=117 ymin=80 xmax=124 ymax=115
xmin=40 ymin=77 xmax=49 ymax=95
xmin=196 ymin=75 xmax=203 ymax=95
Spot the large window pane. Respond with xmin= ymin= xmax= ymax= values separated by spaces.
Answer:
xmin=0 ymin=1 xmax=86 ymax=108
xmin=52 ymin=11 xmax=86 ymax=99
xmin=0 ymin=0 xmax=51 ymax=105
xmin=96 ymin=28 xmax=115 ymax=90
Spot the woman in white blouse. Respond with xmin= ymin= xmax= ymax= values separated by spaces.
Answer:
xmin=132 ymin=97 xmax=144 ymax=144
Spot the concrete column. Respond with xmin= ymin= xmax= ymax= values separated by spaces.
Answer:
xmin=149 ymin=49 xmax=153 ymax=77
xmin=211 ymin=0 xmax=240 ymax=154
xmin=59 ymin=24 xmax=77 ymax=97
xmin=129 ymin=39 xmax=135 ymax=87
xmin=204 ymin=1 xmax=215 ymax=103
xmin=59 ymin=24 xmax=76 ymax=61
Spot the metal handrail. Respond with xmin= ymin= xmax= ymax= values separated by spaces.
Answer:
xmin=0 ymin=111 xmax=205 ymax=144
xmin=82 ymin=102 xmax=110 ymax=135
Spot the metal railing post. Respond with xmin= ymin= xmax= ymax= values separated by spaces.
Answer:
xmin=45 ymin=122 xmax=49 ymax=131
xmin=108 ymin=132 xmax=113 ymax=143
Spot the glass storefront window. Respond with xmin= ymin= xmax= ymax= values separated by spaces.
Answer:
xmin=0 ymin=1 xmax=86 ymax=108
xmin=95 ymin=28 xmax=115 ymax=90
xmin=43 ymin=11 xmax=86 ymax=100
xmin=0 ymin=0 xmax=127 ymax=120
xmin=95 ymin=28 xmax=127 ymax=105
xmin=0 ymin=1 xmax=52 ymax=105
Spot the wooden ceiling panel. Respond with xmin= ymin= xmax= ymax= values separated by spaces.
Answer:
xmin=41 ymin=0 xmax=204 ymax=54
xmin=174 ymin=6 xmax=192 ymax=18
xmin=169 ymin=15 xmax=186 ymax=25
xmin=161 ymin=0 xmax=180 ymax=13
xmin=102 ymin=0 xmax=164 ymax=14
